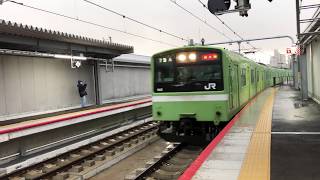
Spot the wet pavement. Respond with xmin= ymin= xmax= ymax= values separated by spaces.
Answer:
xmin=193 ymin=88 xmax=274 ymax=180
xmin=271 ymin=85 xmax=320 ymax=180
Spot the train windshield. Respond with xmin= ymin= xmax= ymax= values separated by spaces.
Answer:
xmin=154 ymin=50 xmax=223 ymax=92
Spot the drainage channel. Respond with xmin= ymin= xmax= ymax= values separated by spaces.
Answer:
xmin=127 ymin=143 xmax=203 ymax=180
xmin=4 ymin=122 xmax=159 ymax=180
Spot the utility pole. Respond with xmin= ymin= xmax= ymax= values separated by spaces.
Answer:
xmin=296 ymin=0 xmax=301 ymax=39
xmin=237 ymin=42 xmax=241 ymax=53
xmin=296 ymin=0 xmax=308 ymax=100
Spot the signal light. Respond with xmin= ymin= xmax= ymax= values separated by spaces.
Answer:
xmin=201 ymin=53 xmax=218 ymax=61
xmin=207 ymin=0 xmax=231 ymax=14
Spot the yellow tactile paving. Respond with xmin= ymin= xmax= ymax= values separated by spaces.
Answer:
xmin=238 ymin=88 xmax=275 ymax=180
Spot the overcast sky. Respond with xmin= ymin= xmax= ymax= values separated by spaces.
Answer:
xmin=0 ymin=0 xmax=318 ymax=64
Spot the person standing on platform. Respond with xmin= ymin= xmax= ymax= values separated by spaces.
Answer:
xmin=77 ymin=80 xmax=87 ymax=107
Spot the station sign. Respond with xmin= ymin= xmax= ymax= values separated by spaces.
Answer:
xmin=286 ymin=48 xmax=292 ymax=55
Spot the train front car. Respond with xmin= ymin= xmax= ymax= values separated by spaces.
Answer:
xmin=152 ymin=46 xmax=229 ymax=144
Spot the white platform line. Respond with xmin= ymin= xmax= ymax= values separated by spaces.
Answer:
xmin=272 ymin=132 xmax=320 ymax=135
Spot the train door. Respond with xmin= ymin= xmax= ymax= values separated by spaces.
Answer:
xmin=250 ymin=68 xmax=255 ymax=97
xmin=228 ymin=66 xmax=233 ymax=109
xmin=229 ymin=65 xmax=239 ymax=110
xmin=255 ymin=69 xmax=258 ymax=93
xmin=235 ymin=65 xmax=240 ymax=107
xmin=248 ymin=66 xmax=251 ymax=98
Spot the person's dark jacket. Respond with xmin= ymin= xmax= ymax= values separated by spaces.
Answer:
xmin=77 ymin=82 xmax=87 ymax=97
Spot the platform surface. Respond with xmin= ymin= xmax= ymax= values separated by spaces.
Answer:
xmin=180 ymin=85 xmax=320 ymax=180
xmin=0 ymin=98 xmax=151 ymax=142
xmin=271 ymin=86 xmax=320 ymax=180
xmin=190 ymin=88 xmax=274 ymax=180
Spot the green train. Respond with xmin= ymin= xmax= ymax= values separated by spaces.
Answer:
xmin=151 ymin=46 xmax=292 ymax=143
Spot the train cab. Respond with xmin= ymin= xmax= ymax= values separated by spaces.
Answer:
xmin=152 ymin=46 xmax=229 ymax=143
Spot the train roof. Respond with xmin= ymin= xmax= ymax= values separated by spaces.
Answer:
xmin=220 ymin=48 xmax=290 ymax=72
xmin=152 ymin=45 xmax=225 ymax=57
xmin=151 ymin=46 xmax=291 ymax=72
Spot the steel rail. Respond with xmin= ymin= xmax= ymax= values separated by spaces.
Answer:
xmin=3 ymin=122 xmax=158 ymax=179
xmin=132 ymin=144 xmax=203 ymax=180
xmin=133 ymin=143 xmax=183 ymax=180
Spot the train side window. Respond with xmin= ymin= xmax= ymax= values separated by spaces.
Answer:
xmin=257 ymin=72 xmax=259 ymax=82
xmin=241 ymin=68 xmax=246 ymax=87
xmin=251 ymin=69 xmax=255 ymax=84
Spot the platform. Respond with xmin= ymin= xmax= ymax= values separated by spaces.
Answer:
xmin=0 ymin=98 xmax=151 ymax=143
xmin=179 ymin=85 xmax=320 ymax=180
xmin=271 ymin=86 xmax=320 ymax=179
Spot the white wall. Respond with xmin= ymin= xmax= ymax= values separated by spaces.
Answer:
xmin=306 ymin=39 xmax=320 ymax=103
xmin=100 ymin=66 xmax=150 ymax=101
xmin=307 ymin=44 xmax=313 ymax=97
xmin=0 ymin=54 xmax=151 ymax=120
xmin=0 ymin=55 xmax=95 ymax=118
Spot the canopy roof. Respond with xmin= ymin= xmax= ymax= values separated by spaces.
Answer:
xmin=0 ymin=19 xmax=134 ymax=59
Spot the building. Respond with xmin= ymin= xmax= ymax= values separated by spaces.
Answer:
xmin=269 ymin=49 xmax=289 ymax=68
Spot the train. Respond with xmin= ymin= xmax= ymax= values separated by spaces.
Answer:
xmin=151 ymin=45 xmax=292 ymax=144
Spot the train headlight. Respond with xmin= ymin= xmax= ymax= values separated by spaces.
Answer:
xmin=177 ymin=53 xmax=187 ymax=62
xmin=188 ymin=53 xmax=197 ymax=62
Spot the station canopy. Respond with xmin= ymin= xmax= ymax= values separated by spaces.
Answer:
xmin=300 ymin=8 xmax=320 ymax=46
xmin=0 ymin=19 xmax=134 ymax=59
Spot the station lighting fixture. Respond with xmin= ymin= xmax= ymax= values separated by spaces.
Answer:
xmin=70 ymin=58 xmax=83 ymax=69
xmin=74 ymin=61 xmax=81 ymax=68
xmin=53 ymin=54 xmax=87 ymax=61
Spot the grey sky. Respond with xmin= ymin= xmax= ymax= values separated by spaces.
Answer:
xmin=0 ymin=0 xmax=318 ymax=63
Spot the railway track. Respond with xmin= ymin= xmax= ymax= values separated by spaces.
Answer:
xmin=127 ymin=143 xmax=202 ymax=180
xmin=4 ymin=122 xmax=159 ymax=180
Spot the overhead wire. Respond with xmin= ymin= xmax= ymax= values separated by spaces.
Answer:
xmin=169 ymin=0 xmax=233 ymax=41
xmin=4 ymin=0 xmax=179 ymax=47
xmin=197 ymin=0 xmax=275 ymax=61
xmin=82 ymin=0 xmax=188 ymax=42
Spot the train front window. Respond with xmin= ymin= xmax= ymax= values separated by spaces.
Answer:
xmin=156 ymin=64 xmax=174 ymax=83
xmin=176 ymin=65 xmax=222 ymax=83
xmin=154 ymin=50 xmax=224 ymax=92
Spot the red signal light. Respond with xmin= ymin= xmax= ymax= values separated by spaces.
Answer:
xmin=201 ymin=53 xmax=218 ymax=61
